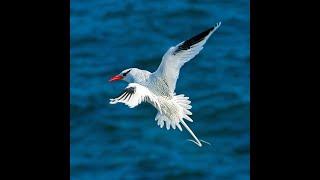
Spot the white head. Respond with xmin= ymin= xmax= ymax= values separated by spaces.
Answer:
xmin=109 ymin=68 xmax=148 ymax=83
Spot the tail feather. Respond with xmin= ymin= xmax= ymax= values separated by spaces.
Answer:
xmin=176 ymin=123 xmax=183 ymax=131
xmin=179 ymin=104 xmax=192 ymax=110
xmin=154 ymin=94 xmax=210 ymax=147
xmin=183 ymin=114 xmax=193 ymax=122
xmin=184 ymin=109 xmax=192 ymax=115
xmin=173 ymin=94 xmax=193 ymax=123
xmin=155 ymin=94 xmax=193 ymax=130
xmin=180 ymin=118 xmax=202 ymax=147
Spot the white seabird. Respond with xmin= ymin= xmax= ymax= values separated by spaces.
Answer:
xmin=109 ymin=22 xmax=221 ymax=147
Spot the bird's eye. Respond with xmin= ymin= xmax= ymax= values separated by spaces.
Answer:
xmin=122 ymin=69 xmax=131 ymax=76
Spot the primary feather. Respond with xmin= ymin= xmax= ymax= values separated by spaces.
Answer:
xmin=154 ymin=22 xmax=221 ymax=93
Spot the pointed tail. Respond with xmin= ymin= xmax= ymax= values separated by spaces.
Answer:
xmin=180 ymin=119 xmax=211 ymax=147
xmin=173 ymin=94 xmax=210 ymax=147
xmin=180 ymin=119 xmax=200 ymax=147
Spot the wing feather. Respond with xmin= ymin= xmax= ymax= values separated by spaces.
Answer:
xmin=110 ymin=83 xmax=161 ymax=112
xmin=154 ymin=22 xmax=221 ymax=93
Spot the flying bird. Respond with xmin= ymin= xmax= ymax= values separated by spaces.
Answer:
xmin=109 ymin=22 xmax=221 ymax=147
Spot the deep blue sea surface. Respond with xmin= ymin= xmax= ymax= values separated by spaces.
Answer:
xmin=71 ymin=0 xmax=249 ymax=179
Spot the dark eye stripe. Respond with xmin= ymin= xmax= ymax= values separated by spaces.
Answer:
xmin=123 ymin=69 xmax=131 ymax=76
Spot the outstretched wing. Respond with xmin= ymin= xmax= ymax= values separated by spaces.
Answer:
xmin=154 ymin=22 xmax=221 ymax=93
xmin=110 ymin=83 xmax=161 ymax=112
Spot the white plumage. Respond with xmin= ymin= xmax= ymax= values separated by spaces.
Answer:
xmin=109 ymin=22 xmax=221 ymax=147
xmin=110 ymin=83 xmax=161 ymax=110
xmin=154 ymin=22 xmax=221 ymax=93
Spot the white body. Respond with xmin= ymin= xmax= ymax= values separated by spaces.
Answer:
xmin=110 ymin=22 xmax=221 ymax=147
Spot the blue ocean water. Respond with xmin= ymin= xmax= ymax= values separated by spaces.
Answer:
xmin=71 ymin=0 xmax=250 ymax=179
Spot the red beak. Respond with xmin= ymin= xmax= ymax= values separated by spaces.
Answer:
xmin=109 ymin=74 xmax=123 ymax=82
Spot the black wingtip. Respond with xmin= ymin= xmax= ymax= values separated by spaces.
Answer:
xmin=175 ymin=22 xmax=221 ymax=53
xmin=114 ymin=86 xmax=136 ymax=100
